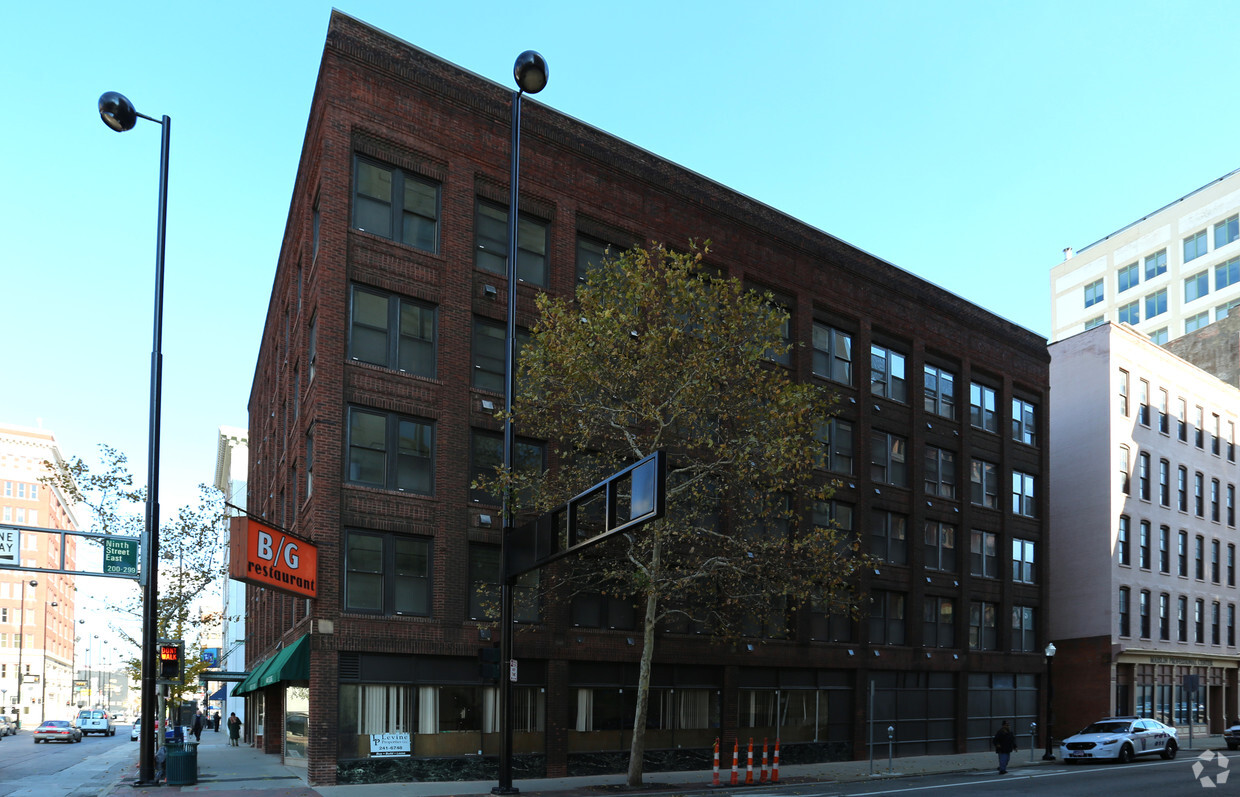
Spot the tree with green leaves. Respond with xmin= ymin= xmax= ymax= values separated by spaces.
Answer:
xmin=43 ymin=447 xmax=229 ymax=719
xmin=494 ymin=243 xmax=865 ymax=786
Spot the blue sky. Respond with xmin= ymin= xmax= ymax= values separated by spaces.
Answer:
xmin=3 ymin=0 xmax=1238 ymax=532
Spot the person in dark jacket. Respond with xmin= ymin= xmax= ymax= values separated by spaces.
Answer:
xmin=213 ymin=711 xmax=221 ymax=732
xmin=191 ymin=711 xmax=203 ymax=742
xmin=993 ymin=720 xmax=1017 ymax=774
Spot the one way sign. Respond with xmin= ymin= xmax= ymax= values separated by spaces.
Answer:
xmin=0 ymin=528 xmax=17 ymax=564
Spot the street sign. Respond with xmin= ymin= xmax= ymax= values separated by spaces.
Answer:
xmin=509 ymin=659 xmax=518 ymax=683
xmin=0 ymin=528 xmax=15 ymax=564
xmin=103 ymin=537 xmax=140 ymax=576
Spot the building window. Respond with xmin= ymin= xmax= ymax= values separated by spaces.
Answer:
xmin=1178 ymin=398 xmax=1188 ymax=441
xmin=1229 ymin=484 xmax=1236 ymax=526
xmin=924 ymin=597 xmax=955 ymax=648
xmin=1230 ymin=422 xmax=1236 ymax=461
xmin=1137 ymin=379 xmax=1150 ymax=426
xmin=1011 ymin=606 xmax=1036 ymax=652
xmin=1118 ymin=262 xmax=1139 ymax=292
xmin=1012 ymin=538 xmax=1035 ymax=584
xmin=1139 ymin=521 xmax=1151 ymax=570
xmin=870 ymin=430 xmax=908 ymax=487
xmin=1145 ymin=249 xmax=1168 ymax=279
xmin=1230 ymin=544 xmax=1236 ymax=586
xmin=1084 ymin=278 xmax=1104 ymax=308
xmin=475 ymin=199 xmax=549 ymax=286
xmin=1159 ymin=593 xmax=1170 ymax=641
xmin=819 ymin=418 xmax=854 ymax=475
xmin=971 ymin=459 xmax=999 ymax=509
xmin=869 ymin=344 xmax=907 ymax=402
xmin=469 ymin=430 xmax=545 ymax=505
xmin=1186 ymin=269 xmax=1211 ymax=303
xmin=1159 ymin=459 xmax=1170 ymax=506
xmin=1119 ymin=370 xmax=1130 ymax=416
xmin=1158 ymin=389 xmax=1169 ymax=434
xmin=1212 ymin=479 xmax=1221 ymax=522
xmin=1118 ymin=301 xmax=1140 ymax=325
xmin=352 ymin=157 xmax=439 ymax=252
xmin=1217 ymin=256 xmax=1240 ymax=290
xmin=1186 ymin=311 xmax=1211 ymax=333
xmin=923 ymin=364 xmax=956 ymax=418
xmin=1195 ymin=599 xmax=1205 ymax=644
xmin=924 ymin=521 xmax=956 ymax=572
xmin=349 ymin=285 xmax=436 ymax=377
xmin=1139 ymin=590 xmax=1151 ymax=639
xmin=1196 ymin=535 xmax=1206 ymax=580
xmin=344 ymin=531 xmax=431 ymax=616
xmin=1178 ymin=595 xmax=1188 ymax=641
xmin=347 ymin=408 xmax=434 ymax=494
xmin=812 ymin=323 xmax=853 ymax=385
xmin=1213 ymin=414 xmax=1222 ymax=456
xmin=970 ymin=530 xmax=998 ymax=579
xmin=1178 ymin=466 xmax=1188 ymax=511
xmin=468 ymin=544 xmax=539 ymax=622
xmin=1230 ymin=605 xmax=1237 ymax=647
xmin=312 ymin=194 xmax=321 ymax=261
xmin=1195 ymin=472 xmax=1205 ymax=516
xmin=871 ymin=511 xmax=908 ymax=565
xmin=1159 ymin=525 xmax=1170 ymax=574
xmin=869 ymin=591 xmax=906 ymax=645
xmin=969 ymin=382 xmax=998 ymax=433
xmin=1011 ymin=471 xmax=1036 ymax=517
xmin=1118 ymin=587 xmax=1130 ymax=636
xmin=1185 ymin=230 xmax=1209 ymax=263
xmin=1220 ymin=298 xmax=1240 ymax=321
xmin=305 ymin=432 xmax=314 ymax=499
xmin=1196 ymin=406 xmax=1205 ymax=448
xmin=1117 ymin=516 xmax=1131 ymax=566
xmin=924 ymin=446 xmax=956 ymax=498
xmin=1138 ymin=452 xmax=1150 ymax=500
xmin=308 ymin=315 xmax=317 ymax=383
xmin=575 ymin=234 xmax=623 ymax=283
xmin=1179 ymin=530 xmax=1189 ymax=577
xmin=1118 ymin=445 xmax=1130 ymax=494
xmin=969 ymin=601 xmax=997 ymax=650
xmin=1217 ymin=215 xmax=1240 ymax=249
xmin=1012 ymin=398 xmax=1036 ymax=446
xmin=1085 ymin=316 xmax=1105 ymax=330
xmin=472 ymin=318 xmax=530 ymax=393
xmin=1144 ymin=289 xmax=1168 ymax=319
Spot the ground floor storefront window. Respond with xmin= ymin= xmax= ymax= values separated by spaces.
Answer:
xmin=568 ymin=687 xmax=719 ymax=751
xmin=286 ymin=686 xmax=310 ymax=762
xmin=338 ymin=683 xmax=544 ymax=759
xmin=1118 ymin=660 xmax=1231 ymax=732
xmin=965 ymin=673 xmax=1037 ymax=753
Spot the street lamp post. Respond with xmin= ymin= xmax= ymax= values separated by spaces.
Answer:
xmin=40 ymin=601 xmax=56 ymax=725
xmin=16 ymin=580 xmax=36 ymax=729
xmin=1042 ymin=642 xmax=1057 ymax=760
xmin=495 ymin=50 xmax=548 ymax=797
xmin=98 ymin=90 xmax=169 ymax=787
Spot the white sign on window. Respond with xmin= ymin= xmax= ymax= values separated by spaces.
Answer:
xmin=369 ymin=732 xmax=411 ymax=757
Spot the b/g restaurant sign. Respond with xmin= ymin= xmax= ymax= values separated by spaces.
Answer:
xmin=229 ymin=517 xmax=318 ymax=599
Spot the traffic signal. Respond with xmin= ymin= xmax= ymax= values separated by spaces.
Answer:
xmin=158 ymin=640 xmax=183 ymax=680
xmin=478 ymin=646 xmax=501 ymax=682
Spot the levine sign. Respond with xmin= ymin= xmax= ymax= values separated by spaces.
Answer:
xmin=229 ymin=517 xmax=318 ymax=599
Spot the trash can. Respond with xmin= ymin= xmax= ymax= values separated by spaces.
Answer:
xmin=165 ymin=740 xmax=198 ymax=786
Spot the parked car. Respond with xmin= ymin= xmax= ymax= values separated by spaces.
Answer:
xmin=0 ymin=715 xmax=14 ymax=737
xmin=1223 ymin=721 xmax=1240 ymax=750
xmin=131 ymin=718 xmax=161 ymax=742
xmin=1060 ymin=716 xmax=1178 ymax=763
xmin=33 ymin=720 xmax=82 ymax=744
xmin=76 ymin=709 xmax=115 ymax=737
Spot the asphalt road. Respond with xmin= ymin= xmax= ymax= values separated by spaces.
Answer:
xmin=0 ymin=723 xmax=134 ymax=797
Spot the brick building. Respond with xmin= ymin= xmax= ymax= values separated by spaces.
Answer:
xmin=243 ymin=11 xmax=1051 ymax=784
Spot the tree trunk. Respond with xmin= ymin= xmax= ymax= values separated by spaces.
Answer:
xmin=627 ymin=538 xmax=661 ymax=787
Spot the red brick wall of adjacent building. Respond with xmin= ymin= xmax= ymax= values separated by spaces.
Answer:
xmin=1050 ymin=636 xmax=1113 ymax=743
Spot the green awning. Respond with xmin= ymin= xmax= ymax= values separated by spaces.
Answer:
xmin=231 ymin=655 xmax=276 ymax=697
xmin=257 ymin=634 xmax=310 ymax=688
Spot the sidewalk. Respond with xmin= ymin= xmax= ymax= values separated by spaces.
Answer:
xmin=108 ymin=730 xmax=1231 ymax=797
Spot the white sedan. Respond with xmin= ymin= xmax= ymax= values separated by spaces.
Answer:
xmin=1060 ymin=716 xmax=1178 ymax=763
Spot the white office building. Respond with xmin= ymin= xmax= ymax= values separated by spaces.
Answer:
xmin=1050 ymin=168 xmax=1240 ymax=344
xmin=1049 ymin=322 xmax=1240 ymax=737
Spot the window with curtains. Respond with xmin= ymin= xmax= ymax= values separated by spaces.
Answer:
xmin=337 ymin=683 xmax=545 ymax=759
xmin=570 ymin=687 xmax=718 ymax=750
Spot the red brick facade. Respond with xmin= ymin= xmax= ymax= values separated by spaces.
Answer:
xmin=243 ymin=12 xmax=1051 ymax=785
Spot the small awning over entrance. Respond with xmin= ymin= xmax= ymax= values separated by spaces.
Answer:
xmin=208 ymin=686 xmax=227 ymax=702
xmin=258 ymin=634 xmax=310 ymax=688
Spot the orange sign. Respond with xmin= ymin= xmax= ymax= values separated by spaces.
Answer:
xmin=229 ymin=517 xmax=318 ymax=598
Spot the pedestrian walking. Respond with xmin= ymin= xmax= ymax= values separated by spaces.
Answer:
xmin=992 ymin=720 xmax=1017 ymax=774
xmin=213 ymin=711 xmax=221 ymax=732
xmin=191 ymin=711 xmax=203 ymax=742
xmin=227 ymin=712 xmax=242 ymax=746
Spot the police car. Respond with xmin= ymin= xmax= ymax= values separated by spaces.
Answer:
xmin=1060 ymin=716 xmax=1177 ymax=763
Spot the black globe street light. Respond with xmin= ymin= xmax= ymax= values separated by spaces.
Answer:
xmin=495 ymin=50 xmax=547 ymax=797
xmin=15 ymin=580 xmax=36 ymax=729
xmin=98 ymin=90 xmax=169 ymax=787
xmin=1042 ymin=642 xmax=1057 ymax=760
